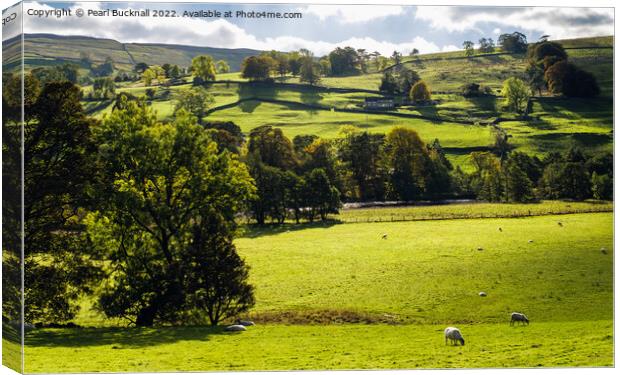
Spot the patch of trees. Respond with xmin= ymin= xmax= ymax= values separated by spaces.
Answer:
xmin=461 ymin=83 xmax=493 ymax=97
xmin=91 ymin=57 xmax=115 ymax=77
xmin=245 ymin=126 xmax=341 ymax=224
xmin=526 ymin=40 xmax=600 ymax=97
xmin=328 ymin=46 xmax=363 ymax=76
xmin=174 ymin=86 xmax=215 ymax=124
xmin=90 ymin=77 xmax=116 ymax=100
xmin=241 ymin=55 xmax=277 ymax=81
xmin=2 ymin=73 xmax=102 ymax=324
xmin=379 ymin=67 xmax=421 ymax=95
xmin=31 ymin=64 xmax=79 ymax=84
xmin=498 ymin=32 xmax=528 ymax=53
xmin=478 ymin=38 xmax=496 ymax=53
xmin=465 ymin=147 xmax=612 ymax=202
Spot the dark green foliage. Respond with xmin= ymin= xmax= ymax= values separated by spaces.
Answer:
xmin=248 ymin=125 xmax=298 ymax=170
xmin=2 ymin=75 xmax=101 ymax=324
xmin=545 ymin=60 xmax=600 ymax=97
xmin=31 ymin=64 xmax=79 ymax=84
xmin=527 ymin=41 xmax=568 ymax=63
xmin=338 ymin=131 xmax=386 ymax=201
xmin=302 ymin=169 xmax=341 ymax=221
xmin=91 ymin=57 xmax=115 ymax=77
xmin=299 ymin=57 xmax=322 ymax=85
xmin=242 ymin=55 xmax=276 ymax=81
xmin=204 ymin=121 xmax=244 ymax=154
xmin=591 ymin=173 xmax=613 ymax=200
xmin=379 ymin=68 xmax=420 ymax=95
xmin=328 ymin=47 xmax=362 ymax=76
xmin=92 ymin=77 xmax=116 ymax=99
xmin=174 ymin=86 xmax=215 ymax=124
xmin=134 ymin=62 xmax=149 ymax=73
xmin=379 ymin=72 xmax=399 ymax=94
xmin=478 ymin=38 xmax=495 ymax=53
xmin=539 ymin=162 xmax=591 ymax=200
xmin=185 ymin=215 xmax=255 ymax=326
xmin=498 ymin=32 xmax=528 ymax=53
xmin=91 ymin=103 xmax=255 ymax=326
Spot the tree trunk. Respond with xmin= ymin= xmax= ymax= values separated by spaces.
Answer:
xmin=136 ymin=305 xmax=157 ymax=326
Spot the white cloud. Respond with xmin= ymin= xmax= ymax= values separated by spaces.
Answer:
xmin=414 ymin=6 xmax=613 ymax=40
xmin=492 ymin=28 xmax=501 ymax=35
xmin=21 ymin=2 xmax=448 ymax=56
xmin=302 ymin=5 xmax=405 ymax=23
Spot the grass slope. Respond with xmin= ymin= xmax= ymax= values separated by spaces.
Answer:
xmin=24 ymin=321 xmax=612 ymax=372
xmin=25 ymin=209 xmax=613 ymax=371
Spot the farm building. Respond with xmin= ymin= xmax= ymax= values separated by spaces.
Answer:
xmin=364 ymin=97 xmax=395 ymax=110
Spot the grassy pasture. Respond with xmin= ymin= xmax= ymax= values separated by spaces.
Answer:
xmin=22 ymin=209 xmax=613 ymax=371
xmin=23 ymin=321 xmax=612 ymax=372
xmin=78 ymin=36 xmax=612 ymax=171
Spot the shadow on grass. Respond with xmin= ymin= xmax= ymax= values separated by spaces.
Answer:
xmin=25 ymin=325 xmax=234 ymax=349
xmin=238 ymin=220 xmax=341 ymax=239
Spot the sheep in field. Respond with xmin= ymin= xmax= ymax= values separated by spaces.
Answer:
xmin=224 ymin=324 xmax=247 ymax=332
xmin=236 ymin=319 xmax=255 ymax=326
xmin=381 ymin=233 xmax=388 ymax=239
xmin=444 ymin=327 xmax=465 ymax=346
xmin=510 ymin=312 xmax=529 ymax=326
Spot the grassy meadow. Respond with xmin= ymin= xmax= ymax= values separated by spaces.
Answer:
xmin=8 ymin=35 xmax=614 ymax=372
xmin=23 ymin=204 xmax=613 ymax=372
xmin=78 ymin=36 xmax=613 ymax=171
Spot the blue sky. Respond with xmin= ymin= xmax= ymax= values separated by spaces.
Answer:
xmin=7 ymin=1 xmax=615 ymax=55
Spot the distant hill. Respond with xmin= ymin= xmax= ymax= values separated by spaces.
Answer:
xmin=2 ymin=33 xmax=263 ymax=72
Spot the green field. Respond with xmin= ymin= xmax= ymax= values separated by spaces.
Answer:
xmin=23 ymin=205 xmax=613 ymax=372
xmin=75 ymin=36 xmax=613 ymax=171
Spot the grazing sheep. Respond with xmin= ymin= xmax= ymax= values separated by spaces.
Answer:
xmin=528 ymin=240 xmax=534 ymax=243
xmin=600 ymin=247 xmax=608 ymax=255
xmin=381 ymin=233 xmax=388 ymax=239
xmin=444 ymin=327 xmax=465 ymax=346
xmin=510 ymin=312 xmax=529 ymax=326
xmin=224 ymin=324 xmax=247 ymax=332
xmin=236 ymin=319 xmax=255 ymax=326
xmin=479 ymin=292 xmax=487 ymax=297
xmin=477 ymin=247 xmax=483 ymax=251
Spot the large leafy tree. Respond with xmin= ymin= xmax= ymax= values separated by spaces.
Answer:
xmin=3 ymin=74 xmax=101 ymax=324
xmin=501 ymin=77 xmax=531 ymax=114
xmin=89 ymin=102 xmax=255 ymax=326
xmin=191 ymin=55 xmax=217 ymax=84
xmin=338 ymin=130 xmax=386 ymax=201
xmin=241 ymin=55 xmax=276 ymax=81
xmin=174 ymin=86 xmax=215 ymax=124
xmin=328 ymin=47 xmax=362 ymax=76
xmin=384 ymin=127 xmax=431 ymax=201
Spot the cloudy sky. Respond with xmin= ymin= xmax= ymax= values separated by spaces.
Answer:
xmin=3 ymin=1 xmax=614 ymax=55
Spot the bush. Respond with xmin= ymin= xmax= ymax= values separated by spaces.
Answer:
xmin=409 ymin=81 xmax=431 ymax=102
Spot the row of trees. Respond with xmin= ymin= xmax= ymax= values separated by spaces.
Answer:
xmin=462 ymin=32 xmax=528 ymax=57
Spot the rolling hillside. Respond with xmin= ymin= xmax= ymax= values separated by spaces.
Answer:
xmin=2 ymin=33 xmax=262 ymax=71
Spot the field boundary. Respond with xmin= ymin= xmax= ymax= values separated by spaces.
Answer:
xmin=205 ymin=96 xmax=488 ymax=125
xmin=336 ymin=206 xmax=613 ymax=224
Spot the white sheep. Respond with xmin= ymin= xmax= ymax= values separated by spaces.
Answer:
xmin=236 ymin=319 xmax=255 ymax=326
xmin=510 ymin=312 xmax=529 ymax=326
xmin=381 ymin=233 xmax=388 ymax=239
xmin=479 ymin=291 xmax=487 ymax=297
xmin=444 ymin=327 xmax=465 ymax=346
xmin=224 ymin=324 xmax=247 ymax=332
xmin=600 ymin=247 xmax=608 ymax=255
